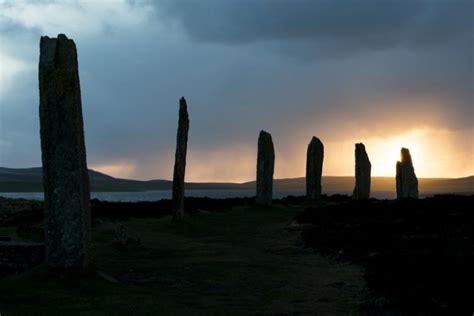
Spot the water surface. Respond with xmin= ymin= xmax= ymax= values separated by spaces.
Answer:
xmin=0 ymin=190 xmax=398 ymax=201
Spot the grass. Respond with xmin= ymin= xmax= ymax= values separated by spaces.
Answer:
xmin=0 ymin=205 xmax=366 ymax=315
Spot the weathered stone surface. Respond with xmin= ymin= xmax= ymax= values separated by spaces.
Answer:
xmin=172 ymin=97 xmax=189 ymax=221
xmin=306 ymin=137 xmax=324 ymax=200
xmin=396 ymin=148 xmax=419 ymax=199
xmin=113 ymin=224 xmax=141 ymax=248
xmin=256 ymin=130 xmax=275 ymax=206
xmin=39 ymin=34 xmax=91 ymax=268
xmin=353 ymin=143 xmax=371 ymax=200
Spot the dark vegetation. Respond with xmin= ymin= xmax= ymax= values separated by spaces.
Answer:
xmin=1 ymin=195 xmax=472 ymax=314
xmin=0 ymin=195 xmax=310 ymax=228
xmin=0 ymin=196 xmax=257 ymax=228
xmin=297 ymin=195 xmax=474 ymax=314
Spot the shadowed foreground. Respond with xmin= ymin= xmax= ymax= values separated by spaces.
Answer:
xmin=297 ymin=195 xmax=474 ymax=314
xmin=0 ymin=205 xmax=365 ymax=315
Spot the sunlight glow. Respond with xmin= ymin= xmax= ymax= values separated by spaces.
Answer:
xmin=304 ymin=127 xmax=472 ymax=180
xmin=90 ymin=161 xmax=136 ymax=179
xmin=86 ymin=127 xmax=473 ymax=181
xmin=367 ymin=130 xmax=425 ymax=177
xmin=357 ymin=127 xmax=473 ymax=178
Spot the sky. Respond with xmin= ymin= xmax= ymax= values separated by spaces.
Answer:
xmin=0 ymin=0 xmax=473 ymax=181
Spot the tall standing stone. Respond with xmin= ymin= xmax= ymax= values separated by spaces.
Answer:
xmin=172 ymin=97 xmax=189 ymax=221
xmin=256 ymin=130 xmax=275 ymax=206
xmin=396 ymin=147 xmax=419 ymax=199
xmin=39 ymin=34 xmax=91 ymax=268
xmin=353 ymin=143 xmax=371 ymax=200
xmin=306 ymin=137 xmax=324 ymax=200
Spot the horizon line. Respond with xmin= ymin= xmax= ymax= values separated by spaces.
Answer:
xmin=1 ymin=166 xmax=472 ymax=183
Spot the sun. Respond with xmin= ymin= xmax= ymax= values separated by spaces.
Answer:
xmin=367 ymin=129 xmax=425 ymax=177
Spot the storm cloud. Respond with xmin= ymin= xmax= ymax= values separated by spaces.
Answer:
xmin=158 ymin=0 xmax=472 ymax=52
xmin=0 ymin=0 xmax=472 ymax=180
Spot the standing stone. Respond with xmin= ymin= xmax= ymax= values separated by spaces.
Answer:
xmin=39 ymin=34 xmax=91 ymax=268
xmin=306 ymin=137 xmax=324 ymax=200
xmin=353 ymin=143 xmax=371 ymax=200
xmin=256 ymin=130 xmax=275 ymax=206
xmin=172 ymin=97 xmax=189 ymax=221
xmin=396 ymin=148 xmax=419 ymax=199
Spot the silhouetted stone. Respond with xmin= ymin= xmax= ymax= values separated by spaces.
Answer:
xmin=306 ymin=137 xmax=324 ymax=200
xmin=353 ymin=143 xmax=371 ymax=200
xmin=172 ymin=97 xmax=189 ymax=221
xmin=39 ymin=34 xmax=91 ymax=268
xmin=396 ymin=148 xmax=418 ymax=199
xmin=256 ymin=130 xmax=275 ymax=206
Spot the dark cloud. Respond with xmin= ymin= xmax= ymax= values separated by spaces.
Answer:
xmin=158 ymin=0 xmax=472 ymax=54
xmin=0 ymin=0 xmax=472 ymax=179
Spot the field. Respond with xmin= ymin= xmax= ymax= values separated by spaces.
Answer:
xmin=1 ymin=195 xmax=472 ymax=314
xmin=0 ymin=201 xmax=366 ymax=315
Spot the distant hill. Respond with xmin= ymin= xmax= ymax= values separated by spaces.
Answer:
xmin=0 ymin=167 xmax=166 ymax=192
xmin=0 ymin=167 xmax=473 ymax=194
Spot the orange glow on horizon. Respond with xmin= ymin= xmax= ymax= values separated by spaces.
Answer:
xmin=89 ymin=161 xmax=136 ymax=179
xmin=89 ymin=127 xmax=473 ymax=182
xmin=324 ymin=127 xmax=474 ymax=178
xmin=365 ymin=130 xmax=425 ymax=177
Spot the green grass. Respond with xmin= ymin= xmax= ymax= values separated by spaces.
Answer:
xmin=0 ymin=205 xmax=366 ymax=315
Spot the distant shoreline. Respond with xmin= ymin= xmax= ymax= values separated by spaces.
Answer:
xmin=1 ymin=190 xmax=473 ymax=203
xmin=1 ymin=167 xmax=472 ymax=195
